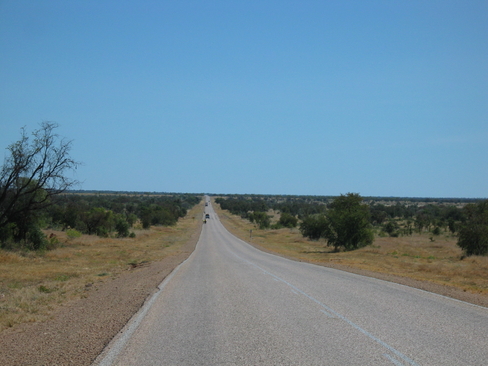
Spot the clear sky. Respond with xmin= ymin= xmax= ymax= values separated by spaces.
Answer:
xmin=1 ymin=1 xmax=487 ymax=198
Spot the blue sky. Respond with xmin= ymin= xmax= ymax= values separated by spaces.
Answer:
xmin=1 ymin=1 xmax=487 ymax=198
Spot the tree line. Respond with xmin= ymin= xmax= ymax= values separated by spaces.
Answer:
xmin=214 ymin=194 xmax=488 ymax=256
xmin=0 ymin=122 xmax=201 ymax=251
xmin=0 ymin=191 xmax=201 ymax=251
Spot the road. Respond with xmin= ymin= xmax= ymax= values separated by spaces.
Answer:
xmin=95 ymin=199 xmax=488 ymax=366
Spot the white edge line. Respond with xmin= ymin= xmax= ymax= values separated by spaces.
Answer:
xmin=235 ymin=253 xmax=420 ymax=366
xmin=224 ymin=223 xmax=487 ymax=311
xmin=384 ymin=353 xmax=406 ymax=366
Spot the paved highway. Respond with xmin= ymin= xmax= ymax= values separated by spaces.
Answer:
xmin=95 ymin=199 xmax=488 ymax=366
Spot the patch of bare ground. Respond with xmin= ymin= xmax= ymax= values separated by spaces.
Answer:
xmin=0 ymin=202 xmax=204 ymax=366
xmin=212 ymin=198 xmax=488 ymax=308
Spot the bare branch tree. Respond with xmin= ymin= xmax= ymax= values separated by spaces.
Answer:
xmin=0 ymin=122 xmax=81 ymax=234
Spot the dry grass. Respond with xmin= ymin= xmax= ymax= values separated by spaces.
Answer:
xmin=0 ymin=201 xmax=204 ymax=331
xmin=212 ymin=198 xmax=488 ymax=296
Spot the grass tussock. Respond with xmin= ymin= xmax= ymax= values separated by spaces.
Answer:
xmin=0 ymin=201 xmax=204 ymax=332
xmin=212 ymin=198 xmax=488 ymax=296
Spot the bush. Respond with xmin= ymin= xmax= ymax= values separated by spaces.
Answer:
xmin=299 ymin=215 xmax=328 ymax=240
xmin=457 ymin=200 xmax=488 ymax=256
xmin=322 ymin=193 xmax=373 ymax=251
xmin=66 ymin=229 xmax=82 ymax=240
xmin=249 ymin=211 xmax=271 ymax=229
xmin=384 ymin=221 xmax=399 ymax=237
xmin=278 ymin=212 xmax=298 ymax=228
xmin=27 ymin=226 xmax=47 ymax=251
xmin=115 ymin=216 xmax=130 ymax=237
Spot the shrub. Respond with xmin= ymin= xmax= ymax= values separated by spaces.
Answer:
xmin=299 ymin=215 xmax=328 ymax=240
xmin=27 ymin=226 xmax=48 ymax=251
xmin=115 ymin=216 xmax=130 ymax=237
xmin=249 ymin=211 xmax=271 ymax=229
xmin=324 ymin=193 xmax=373 ymax=251
xmin=384 ymin=221 xmax=399 ymax=237
xmin=457 ymin=200 xmax=488 ymax=256
xmin=278 ymin=212 xmax=298 ymax=228
xmin=66 ymin=229 xmax=82 ymax=240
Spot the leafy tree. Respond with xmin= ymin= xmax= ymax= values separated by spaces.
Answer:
xmin=415 ymin=213 xmax=429 ymax=233
xmin=448 ymin=219 xmax=457 ymax=234
xmin=299 ymin=215 xmax=328 ymax=240
xmin=0 ymin=122 xmax=79 ymax=248
xmin=457 ymin=200 xmax=488 ymax=256
xmin=249 ymin=211 xmax=271 ymax=229
xmin=384 ymin=220 xmax=399 ymax=237
xmin=278 ymin=212 xmax=298 ymax=228
xmin=370 ymin=206 xmax=389 ymax=225
xmin=323 ymin=193 xmax=374 ymax=251
xmin=81 ymin=207 xmax=114 ymax=236
xmin=115 ymin=214 xmax=130 ymax=237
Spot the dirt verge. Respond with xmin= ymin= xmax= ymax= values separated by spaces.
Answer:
xmin=0 ymin=222 xmax=202 ymax=366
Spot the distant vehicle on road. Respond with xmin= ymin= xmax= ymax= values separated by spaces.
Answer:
xmin=205 ymin=213 xmax=210 ymax=219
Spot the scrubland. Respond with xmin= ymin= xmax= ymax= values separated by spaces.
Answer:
xmin=0 ymin=202 xmax=204 ymax=332
xmin=213 ymin=199 xmax=488 ymax=299
xmin=2 ymin=196 xmax=487 ymax=333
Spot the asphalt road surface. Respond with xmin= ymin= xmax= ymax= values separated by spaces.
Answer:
xmin=95 ymin=199 xmax=488 ymax=366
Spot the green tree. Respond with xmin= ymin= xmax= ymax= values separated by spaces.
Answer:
xmin=278 ymin=212 xmax=298 ymax=228
xmin=457 ymin=200 xmax=488 ymax=256
xmin=299 ymin=215 xmax=328 ymax=240
xmin=0 ymin=122 xmax=80 ymax=248
xmin=249 ymin=211 xmax=271 ymax=229
xmin=323 ymin=193 xmax=374 ymax=251
xmin=81 ymin=207 xmax=114 ymax=236
xmin=115 ymin=214 xmax=130 ymax=237
xmin=384 ymin=220 xmax=399 ymax=237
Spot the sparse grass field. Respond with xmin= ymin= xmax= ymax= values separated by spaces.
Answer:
xmin=0 ymin=201 xmax=204 ymax=332
xmin=212 ymin=198 xmax=488 ymax=297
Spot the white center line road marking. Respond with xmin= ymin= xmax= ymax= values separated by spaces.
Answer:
xmin=235 ymin=253 xmax=420 ymax=366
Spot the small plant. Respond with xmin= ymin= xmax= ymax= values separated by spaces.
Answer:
xmin=128 ymin=260 xmax=138 ymax=268
xmin=47 ymin=233 xmax=60 ymax=250
xmin=66 ymin=229 xmax=82 ymax=240
xmin=55 ymin=275 xmax=70 ymax=281
xmin=38 ymin=285 xmax=54 ymax=293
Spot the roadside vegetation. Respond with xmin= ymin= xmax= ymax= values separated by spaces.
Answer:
xmin=1 ymin=123 xmax=203 ymax=252
xmin=1 ymin=190 xmax=201 ymax=251
xmin=213 ymin=194 xmax=488 ymax=296
xmin=0 ymin=122 xmax=206 ymax=331
xmin=0 ymin=200 xmax=204 ymax=331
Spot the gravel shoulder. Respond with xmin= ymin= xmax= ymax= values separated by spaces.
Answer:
xmin=0 ymin=223 xmax=202 ymax=366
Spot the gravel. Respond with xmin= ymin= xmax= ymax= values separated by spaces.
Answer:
xmin=0 ymin=222 xmax=486 ymax=366
xmin=0 ymin=225 xmax=201 ymax=366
